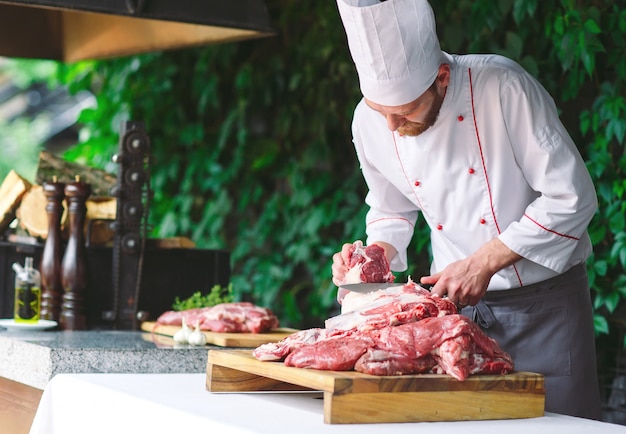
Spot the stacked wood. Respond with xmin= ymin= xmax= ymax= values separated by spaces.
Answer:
xmin=0 ymin=170 xmax=32 ymax=234
xmin=84 ymin=197 xmax=117 ymax=245
xmin=15 ymin=185 xmax=53 ymax=238
xmin=36 ymin=151 xmax=116 ymax=198
xmin=15 ymin=184 xmax=117 ymax=244
xmin=1 ymin=152 xmax=118 ymax=245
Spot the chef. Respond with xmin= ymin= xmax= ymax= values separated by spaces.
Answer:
xmin=331 ymin=0 xmax=602 ymax=420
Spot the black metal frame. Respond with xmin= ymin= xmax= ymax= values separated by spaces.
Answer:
xmin=0 ymin=0 xmax=275 ymax=32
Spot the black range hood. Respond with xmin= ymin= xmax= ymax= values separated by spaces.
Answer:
xmin=0 ymin=0 xmax=276 ymax=62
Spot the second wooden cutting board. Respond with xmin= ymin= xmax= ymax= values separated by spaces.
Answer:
xmin=141 ymin=321 xmax=298 ymax=347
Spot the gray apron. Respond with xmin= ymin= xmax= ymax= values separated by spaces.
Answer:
xmin=461 ymin=263 xmax=602 ymax=420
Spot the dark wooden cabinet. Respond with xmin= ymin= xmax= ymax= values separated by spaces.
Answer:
xmin=0 ymin=241 xmax=230 ymax=329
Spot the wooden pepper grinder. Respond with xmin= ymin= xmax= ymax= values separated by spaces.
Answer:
xmin=40 ymin=176 xmax=65 ymax=323
xmin=60 ymin=176 xmax=91 ymax=330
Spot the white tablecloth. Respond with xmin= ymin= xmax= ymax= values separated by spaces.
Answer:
xmin=29 ymin=373 xmax=626 ymax=434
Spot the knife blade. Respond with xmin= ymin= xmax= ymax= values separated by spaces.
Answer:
xmin=339 ymin=283 xmax=406 ymax=294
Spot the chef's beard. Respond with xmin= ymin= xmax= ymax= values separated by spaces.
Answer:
xmin=397 ymin=86 xmax=445 ymax=137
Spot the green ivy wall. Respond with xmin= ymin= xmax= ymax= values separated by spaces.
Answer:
xmin=28 ymin=1 xmax=626 ymax=335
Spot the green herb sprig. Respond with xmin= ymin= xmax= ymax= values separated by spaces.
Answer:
xmin=172 ymin=283 xmax=235 ymax=311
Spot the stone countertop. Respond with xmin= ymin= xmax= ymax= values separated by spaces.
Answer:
xmin=0 ymin=328 xmax=214 ymax=390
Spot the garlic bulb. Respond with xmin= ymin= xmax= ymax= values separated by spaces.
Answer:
xmin=173 ymin=317 xmax=190 ymax=344
xmin=188 ymin=324 xmax=207 ymax=346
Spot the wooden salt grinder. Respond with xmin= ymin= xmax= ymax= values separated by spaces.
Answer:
xmin=60 ymin=176 xmax=91 ymax=330
xmin=40 ymin=177 xmax=65 ymax=322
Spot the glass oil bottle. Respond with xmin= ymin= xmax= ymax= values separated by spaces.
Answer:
xmin=13 ymin=257 xmax=41 ymax=323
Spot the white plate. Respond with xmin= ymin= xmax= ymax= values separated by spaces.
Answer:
xmin=0 ymin=319 xmax=58 ymax=331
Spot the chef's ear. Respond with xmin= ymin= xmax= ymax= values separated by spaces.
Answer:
xmin=436 ymin=64 xmax=451 ymax=87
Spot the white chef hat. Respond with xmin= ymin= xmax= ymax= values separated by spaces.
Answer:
xmin=337 ymin=0 xmax=443 ymax=106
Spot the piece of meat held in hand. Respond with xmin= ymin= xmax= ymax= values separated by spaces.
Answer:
xmin=341 ymin=240 xmax=394 ymax=285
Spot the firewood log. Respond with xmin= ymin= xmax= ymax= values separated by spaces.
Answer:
xmin=0 ymin=170 xmax=32 ymax=234
xmin=35 ymin=151 xmax=116 ymax=198
xmin=16 ymin=184 xmax=117 ymax=244
xmin=15 ymin=185 xmax=51 ymax=239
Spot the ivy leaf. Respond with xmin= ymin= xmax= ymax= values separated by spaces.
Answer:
xmin=583 ymin=18 xmax=601 ymax=35
xmin=593 ymin=259 xmax=608 ymax=277
xmin=603 ymin=291 xmax=621 ymax=314
xmin=579 ymin=110 xmax=590 ymax=135
xmin=593 ymin=314 xmax=609 ymax=336
xmin=607 ymin=117 xmax=626 ymax=145
xmin=579 ymin=46 xmax=595 ymax=77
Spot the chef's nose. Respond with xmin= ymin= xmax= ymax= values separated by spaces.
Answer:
xmin=386 ymin=114 xmax=405 ymax=131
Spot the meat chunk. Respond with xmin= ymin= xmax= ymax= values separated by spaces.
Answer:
xmin=200 ymin=302 xmax=279 ymax=333
xmin=354 ymin=349 xmax=438 ymax=376
xmin=155 ymin=302 xmax=279 ymax=333
xmin=284 ymin=334 xmax=373 ymax=370
xmin=255 ymin=295 xmax=514 ymax=381
xmin=253 ymin=328 xmax=326 ymax=361
xmin=282 ymin=316 xmax=513 ymax=380
xmin=355 ymin=315 xmax=514 ymax=380
xmin=340 ymin=240 xmax=394 ymax=285
xmin=326 ymin=280 xmax=457 ymax=332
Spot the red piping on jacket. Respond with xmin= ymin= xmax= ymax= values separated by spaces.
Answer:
xmin=364 ymin=135 xmax=419 ymax=231
xmin=367 ymin=216 xmax=415 ymax=229
xmin=364 ymin=133 xmax=430 ymax=231
xmin=523 ymin=213 xmax=580 ymax=240
xmin=468 ymin=68 xmax=523 ymax=286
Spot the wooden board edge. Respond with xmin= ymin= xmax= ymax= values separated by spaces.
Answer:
xmin=207 ymin=349 xmax=342 ymax=392
xmin=207 ymin=350 xmax=545 ymax=395
xmin=206 ymin=360 xmax=313 ymax=392
xmin=324 ymin=390 xmax=545 ymax=424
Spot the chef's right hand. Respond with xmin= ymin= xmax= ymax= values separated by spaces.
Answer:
xmin=332 ymin=242 xmax=357 ymax=287
xmin=332 ymin=242 xmax=356 ymax=304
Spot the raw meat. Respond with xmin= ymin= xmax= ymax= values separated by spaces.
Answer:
xmin=253 ymin=328 xmax=326 ymax=361
xmin=253 ymin=284 xmax=513 ymax=381
xmin=200 ymin=302 xmax=279 ymax=333
xmin=340 ymin=240 xmax=394 ymax=285
xmin=354 ymin=315 xmax=513 ymax=380
xmin=354 ymin=349 xmax=438 ymax=376
xmin=279 ymin=315 xmax=513 ymax=381
xmin=284 ymin=334 xmax=373 ymax=370
xmin=326 ymin=280 xmax=457 ymax=332
xmin=155 ymin=302 xmax=279 ymax=333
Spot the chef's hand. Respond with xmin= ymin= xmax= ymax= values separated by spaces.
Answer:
xmin=420 ymin=238 xmax=522 ymax=307
xmin=332 ymin=241 xmax=398 ymax=304
xmin=420 ymin=258 xmax=491 ymax=307
xmin=332 ymin=242 xmax=356 ymax=304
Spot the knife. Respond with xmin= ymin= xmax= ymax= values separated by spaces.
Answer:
xmin=339 ymin=283 xmax=406 ymax=294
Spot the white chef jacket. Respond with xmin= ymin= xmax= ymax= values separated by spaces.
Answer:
xmin=351 ymin=52 xmax=598 ymax=290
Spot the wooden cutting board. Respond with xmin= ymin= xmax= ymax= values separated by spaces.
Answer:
xmin=206 ymin=349 xmax=545 ymax=424
xmin=141 ymin=321 xmax=298 ymax=347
